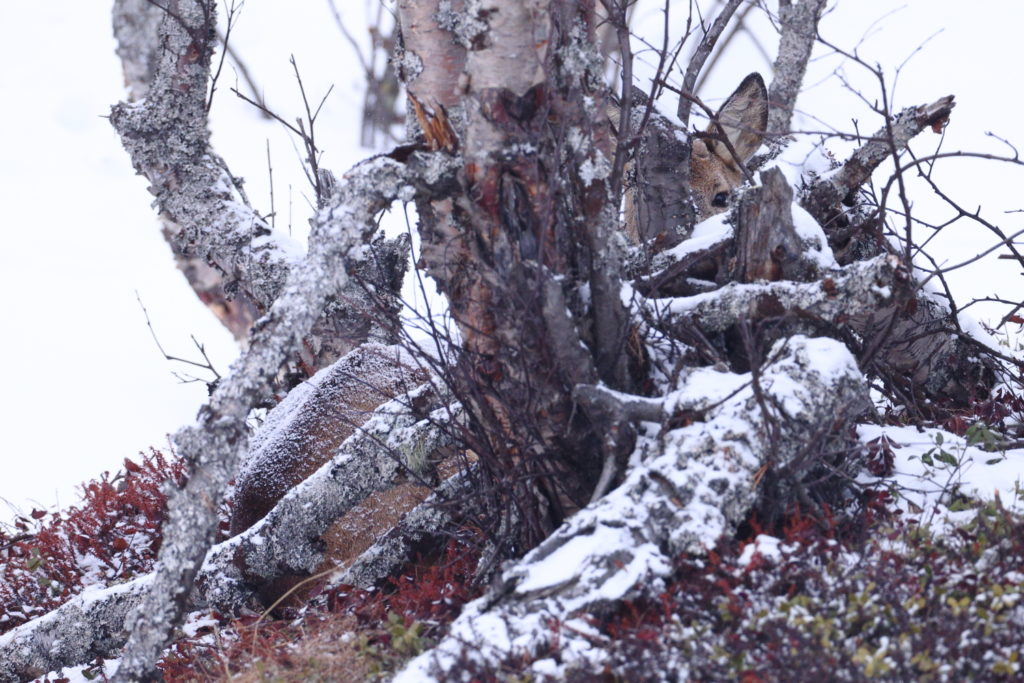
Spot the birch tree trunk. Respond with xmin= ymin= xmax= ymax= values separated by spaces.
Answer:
xmin=399 ymin=0 xmax=635 ymax=548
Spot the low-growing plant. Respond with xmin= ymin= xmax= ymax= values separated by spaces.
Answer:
xmin=0 ymin=450 xmax=187 ymax=635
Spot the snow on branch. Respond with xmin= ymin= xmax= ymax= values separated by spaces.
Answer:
xmin=395 ymin=335 xmax=870 ymax=681
xmin=110 ymin=0 xmax=297 ymax=313
xmin=767 ymin=0 xmax=828 ymax=139
xmin=651 ymin=253 xmax=909 ymax=334
xmin=0 ymin=364 xmax=460 ymax=681
xmin=800 ymin=95 xmax=956 ymax=217
xmin=110 ymin=146 xmax=456 ymax=680
xmin=0 ymin=579 xmax=149 ymax=682
xmin=200 ymin=382 xmax=460 ymax=611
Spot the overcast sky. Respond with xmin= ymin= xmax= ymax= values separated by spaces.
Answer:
xmin=1 ymin=0 xmax=1021 ymax=522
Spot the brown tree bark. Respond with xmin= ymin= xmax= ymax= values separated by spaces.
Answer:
xmin=398 ymin=0 xmax=634 ymax=546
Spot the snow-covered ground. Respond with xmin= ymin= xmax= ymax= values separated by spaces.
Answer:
xmin=1 ymin=0 xmax=1022 ymax=526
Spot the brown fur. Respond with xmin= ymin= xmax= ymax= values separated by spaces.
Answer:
xmin=689 ymin=73 xmax=768 ymax=219
xmin=229 ymin=344 xmax=431 ymax=606
xmin=231 ymin=76 xmax=768 ymax=608
xmin=620 ymin=73 xmax=768 ymax=239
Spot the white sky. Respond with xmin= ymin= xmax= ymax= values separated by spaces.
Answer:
xmin=1 ymin=0 xmax=1022 ymax=522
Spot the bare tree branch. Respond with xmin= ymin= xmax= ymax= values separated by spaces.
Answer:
xmin=677 ymin=0 xmax=744 ymax=128
xmin=396 ymin=336 xmax=870 ymax=681
xmin=801 ymin=95 xmax=956 ymax=217
xmin=766 ymin=0 xmax=828 ymax=138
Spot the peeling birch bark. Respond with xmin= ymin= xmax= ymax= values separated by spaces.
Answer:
xmin=395 ymin=335 xmax=870 ymax=681
xmin=399 ymin=0 xmax=633 ymax=540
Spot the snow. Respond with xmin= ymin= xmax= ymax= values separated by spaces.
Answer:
xmin=4 ymin=0 xmax=1024 ymax=679
xmin=661 ymin=212 xmax=734 ymax=260
xmin=3 ymin=0 xmax=1020 ymax=527
xmin=738 ymin=534 xmax=784 ymax=567
xmin=396 ymin=336 xmax=869 ymax=681
xmin=858 ymin=424 xmax=1024 ymax=518
xmin=790 ymin=202 xmax=838 ymax=269
xmin=35 ymin=659 xmax=120 ymax=683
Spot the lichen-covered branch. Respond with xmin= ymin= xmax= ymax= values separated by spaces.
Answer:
xmin=201 ymin=384 xmax=460 ymax=611
xmin=766 ymin=0 xmax=827 ymax=138
xmin=0 ymin=382 xmax=460 ymax=681
xmin=110 ymin=0 xmax=298 ymax=317
xmin=677 ymin=0 xmax=745 ymax=127
xmin=111 ymin=142 xmax=456 ymax=680
xmin=112 ymin=0 xmax=410 ymax=354
xmin=0 ymin=579 xmax=148 ymax=682
xmin=653 ymin=253 xmax=909 ymax=334
xmin=800 ymin=95 xmax=956 ymax=218
xmin=395 ymin=335 xmax=870 ymax=681
xmin=111 ymin=0 xmax=262 ymax=341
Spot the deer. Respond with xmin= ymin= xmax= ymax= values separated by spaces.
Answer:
xmin=228 ymin=343 xmax=438 ymax=607
xmin=228 ymin=73 xmax=769 ymax=608
xmin=616 ymin=72 xmax=769 ymax=242
xmin=688 ymin=72 xmax=768 ymax=219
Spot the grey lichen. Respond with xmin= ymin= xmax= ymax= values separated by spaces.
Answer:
xmin=395 ymin=336 xmax=871 ymax=682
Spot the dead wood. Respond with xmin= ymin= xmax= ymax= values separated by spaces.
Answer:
xmin=766 ymin=0 xmax=828 ymax=139
xmin=395 ymin=336 xmax=870 ymax=681
xmin=733 ymin=168 xmax=822 ymax=283
xmin=800 ymin=95 xmax=957 ymax=232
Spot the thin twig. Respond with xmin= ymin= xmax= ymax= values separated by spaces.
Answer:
xmin=135 ymin=291 xmax=221 ymax=378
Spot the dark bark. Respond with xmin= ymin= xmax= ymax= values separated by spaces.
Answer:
xmin=398 ymin=0 xmax=635 ymax=548
xmin=733 ymin=168 xmax=821 ymax=283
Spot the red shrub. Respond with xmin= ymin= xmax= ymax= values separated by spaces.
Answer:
xmin=0 ymin=450 xmax=186 ymax=635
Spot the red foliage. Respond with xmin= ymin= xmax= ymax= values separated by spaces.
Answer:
xmin=0 ymin=450 xmax=186 ymax=635
xmin=587 ymin=497 xmax=1024 ymax=682
xmin=863 ymin=433 xmax=896 ymax=476
xmin=153 ymin=536 xmax=484 ymax=679
xmin=328 ymin=535 xmax=483 ymax=638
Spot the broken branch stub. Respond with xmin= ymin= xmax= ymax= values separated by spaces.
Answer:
xmin=734 ymin=168 xmax=822 ymax=283
xmin=800 ymin=95 xmax=956 ymax=225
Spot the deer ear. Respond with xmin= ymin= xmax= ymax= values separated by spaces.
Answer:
xmin=706 ymin=73 xmax=768 ymax=162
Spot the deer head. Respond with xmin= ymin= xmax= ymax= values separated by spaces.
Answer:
xmin=689 ymin=72 xmax=768 ymax=220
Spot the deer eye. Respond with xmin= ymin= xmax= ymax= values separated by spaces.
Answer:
xmin=712 ymin=191 xmax=729 ymax=208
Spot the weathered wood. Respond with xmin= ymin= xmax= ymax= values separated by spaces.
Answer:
xmin=632 ymin=237 xmax=731 ymax=297
xmin=399 ymin=0 xmax=633 ymax=542
xmin=0 ymin=388 xmax=461 ymax=681
xmin=395 ymin=336 xmax=870 ymax=682
xmin=631 ymin=88 xmax=697 ymax=247
xmin=656 ymin=254 xmax=908 ymax=336
xmin=800 ymin=95 xmax=956 ymax=224
xmin=767 ymin=0 xmax=828 ymax=139
xmin=733 ymin=168 xmax=820 ymax=283
xmin=107 ymin=3 xmax=461 ymax=674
